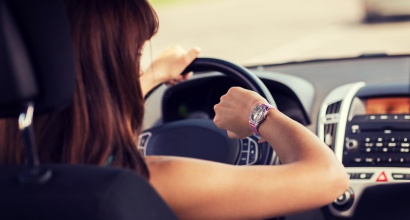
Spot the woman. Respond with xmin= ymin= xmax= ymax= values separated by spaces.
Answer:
xmin=0 ymin=0 xmax=349 ymax=219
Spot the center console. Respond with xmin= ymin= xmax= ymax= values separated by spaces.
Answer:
xmin=318 ymin=82 xmax=410 ymax=218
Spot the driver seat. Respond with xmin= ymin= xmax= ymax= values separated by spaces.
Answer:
xmin=0 ymin=0 xmax=177 ymax=219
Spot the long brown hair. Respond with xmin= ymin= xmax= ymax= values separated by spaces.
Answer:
xmin=0 ymin=0 xmax=158 ymax=178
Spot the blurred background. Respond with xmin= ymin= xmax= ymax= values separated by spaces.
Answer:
xmin=142 ymin=0 xmax=410 ymax=67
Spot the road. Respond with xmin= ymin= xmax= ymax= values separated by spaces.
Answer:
xmin=142 ymin=0 xmax=410 ymax=67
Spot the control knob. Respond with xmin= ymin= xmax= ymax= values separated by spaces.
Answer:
xmin=332 ymin=187 xmax=354 ymax=211
xmin=345 ymin=138 xmax=358 ymax=152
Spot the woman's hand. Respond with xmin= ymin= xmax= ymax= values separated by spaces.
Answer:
xmin=213 ymin=87 xmax=268 ymax=139
xmin=140 ymin=45 xmax=201 ymax=96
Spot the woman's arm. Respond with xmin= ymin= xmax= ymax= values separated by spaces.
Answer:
xmin=146 ymin=87 xmax=349 ymax=220
xmin=140 ymin=45 xmax=200 ymax=96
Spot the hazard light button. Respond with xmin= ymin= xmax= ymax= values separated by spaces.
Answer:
xmin=376 ymin=171 xmax=388 ymax=182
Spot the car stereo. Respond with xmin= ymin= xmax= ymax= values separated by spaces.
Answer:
xmin=343 ymin=97 xmax=410 ymax=168
xmin=318 ymin=82 xmax=410 ymax=218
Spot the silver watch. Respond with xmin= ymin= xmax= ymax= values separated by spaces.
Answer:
xmin=249 ymin=103 xmax=274 ymax=136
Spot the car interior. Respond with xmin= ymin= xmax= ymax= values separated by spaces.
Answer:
xmin=1 ymin=0 xmax=410 ymax=220
xmin=143 ymin=55 xmax=410 ymax=220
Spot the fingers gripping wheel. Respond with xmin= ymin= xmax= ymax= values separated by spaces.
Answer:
xmin=140 ymin=58 xmax=279 ymax=165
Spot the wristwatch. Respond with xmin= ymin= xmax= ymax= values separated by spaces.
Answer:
xmin=249 ymin=103 xmax=274 ymax=137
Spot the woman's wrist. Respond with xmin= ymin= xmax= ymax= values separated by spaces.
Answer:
xmin=256 ymin=107 xmax=280 ymax=140
xmin=140 ymin=69 xmax=158 ymax=96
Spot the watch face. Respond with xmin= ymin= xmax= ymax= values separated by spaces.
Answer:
xmin=250 ymin=105 xmax=265 ymax=123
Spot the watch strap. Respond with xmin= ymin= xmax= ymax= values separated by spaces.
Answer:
xmin=250 ymin=122 xmax=261 ymax=137
xmin=249 ymin=103 xmax=274 ymax=137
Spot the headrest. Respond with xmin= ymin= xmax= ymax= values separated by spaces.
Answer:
xmin=0 ymin=0 xmax=75 ymax=117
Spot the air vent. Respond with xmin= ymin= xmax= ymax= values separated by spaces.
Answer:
xmin=323 ymin=101 xmax=341 ymax=150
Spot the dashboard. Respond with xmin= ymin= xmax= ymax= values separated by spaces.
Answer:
xmin=317 ymin=82 xmax=410 ymax=219
xmin=251 ymin=55 xmax=410 ymax=220
xmin=161 ymin=72 xmax=313 ymax=126
xmin=144 ymin=55 xmax=410 ymax=220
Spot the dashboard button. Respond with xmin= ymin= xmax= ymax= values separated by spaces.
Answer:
xmin=237 ymin=152 xmax=249 ymax=165
xmin=402 ymin=143 xmax=410 ymax=148
xmin=362 ymin=147 xmax=373 ymax=153
xmin=376 ymin=172 xmax=388 ymax=182
xmin=351 ymin=125 xmax=360 ymax=133
xmin=364 ymin=137 xmax=372 ymax=142
xmin=138 ymin=133 xmax=151 ymax=148
xmin=349 ymin=172 xmax=373 ymax=180
xmin=388 ymin=143 xmax=397 ymax=147
xmin=392 ymin=173 xmax=410 ymax=180
xmin=348 ymin=173 xmax=357 ymax=179
xmin=241 ymin=139 xmax=249 ymax=151
xmin=353 ymin=157 xmax=363 ymax=163
xmin=367 ymin=173 xmax=374 ymax=179
xmin=248 ymin=139 xmax=259 ymax=164
xmin=400 ymin=148 xmax=410 ymax=153
xmin=380 ymin=115 xmax=389 ymax=120
xmin=137 ymin=133 xmax=152 ymax=156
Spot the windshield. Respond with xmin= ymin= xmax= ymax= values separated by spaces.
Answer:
xmin=143 ymin=0 xmax=410 ymax=66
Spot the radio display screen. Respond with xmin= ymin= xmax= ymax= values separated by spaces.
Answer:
xmin=366 ymin=97 xmax=410 ymax=114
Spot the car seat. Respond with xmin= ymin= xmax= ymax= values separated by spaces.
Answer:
xmin=0 ymin=0 xmax=178 ymax=219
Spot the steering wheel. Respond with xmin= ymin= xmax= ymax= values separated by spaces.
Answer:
xmin=138 ymin=58 xmax=279 ymax=166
